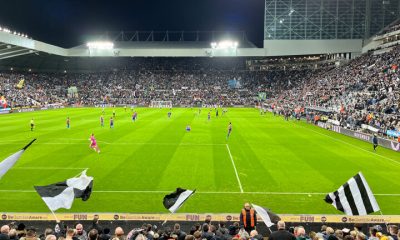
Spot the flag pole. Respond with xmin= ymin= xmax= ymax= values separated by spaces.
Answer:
xmin=379 ymin=210 xmax=389 ymax=230
xmin=162 ymin=213 xmax=173 ymax=226
xmin=22 ymin=139 xmax=37 ymax=150
xmin=72 ymin=168 xmax=89 ymax=178
xmin=50 ymin=209 xmax=60 ymax=223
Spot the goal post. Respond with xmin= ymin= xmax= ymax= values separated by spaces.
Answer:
xmin=150 ymin=101 xmax=172 ymax=108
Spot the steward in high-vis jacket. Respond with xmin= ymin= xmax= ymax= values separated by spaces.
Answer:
xmin=240 ymin=203 xmax=257 ymax=233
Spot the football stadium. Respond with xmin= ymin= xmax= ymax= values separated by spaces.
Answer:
xmin=1 ymin=0 xmax=400 ymax=239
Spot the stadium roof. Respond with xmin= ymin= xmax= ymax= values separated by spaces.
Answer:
xmin=0 ymin=30 xmax=262 ymax=59
xmin=71 ymin=41 xmax=257 ymax=50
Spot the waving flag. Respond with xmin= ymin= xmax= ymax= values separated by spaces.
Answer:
xmin=0 ymin=139 xmax=36 ymax=180
xmin=163 ymin=188 xmax=196 ymax=213
xmin=324 ymin=172 xmax=380 ymax=215
xmin=252 ymin=204 xmax=281 ymax=227
xmin=34 ymin=170 xmax=93 ymax=211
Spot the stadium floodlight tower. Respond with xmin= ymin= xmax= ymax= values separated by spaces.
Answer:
xmin=209 ymin=40 xmax=239 ymax=57
xmin=86 ymin=41 xmax=114 ymax=56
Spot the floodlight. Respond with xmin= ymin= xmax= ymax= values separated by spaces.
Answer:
xmin=210 ymin=40 xmax=239 ymax=49
xmin=86 ymin=41 xmax=114 ymax=50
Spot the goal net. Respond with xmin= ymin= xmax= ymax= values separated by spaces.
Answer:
xmin=150 ymin=101 xmax=172 ymax=108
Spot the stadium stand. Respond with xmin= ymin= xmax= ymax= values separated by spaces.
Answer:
xmin=1 ymin=46 xmax=399 ymax=138
xmin=269 ymin=46 xmax=400 ymax=136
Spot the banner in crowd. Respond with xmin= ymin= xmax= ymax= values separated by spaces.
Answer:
xmin=258 ymin=92 xmax=266 ymax=100
xmin=361 ymin=124 xmax=379 ymax=133
xmin=228 ymin=79 xmax=241 ymax=89
xmin=386 ymin=130 xmax=400 ymax=138
xmin=0 ymin=96 xmax=7 ymax=109
xmin=328 ymin=119 xmax=340 ymax=126
xmin=1 ymin=213 xmax=400 ymax=223
xmin=16 ymin=79 xmax=25 ymax=89
xmin=0 ymin=108 xmax=11 ymax=114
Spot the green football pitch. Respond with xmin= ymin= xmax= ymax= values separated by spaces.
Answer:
xmin=0 ymin=107 xmax=399 ymax=214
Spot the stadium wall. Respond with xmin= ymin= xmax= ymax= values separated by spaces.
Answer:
xmin=263 ymin=40 xmax=363 ymax=57
xmin=316 ymin=122 xmax=400 ymax=152
xmin=0 ymin=213 xmax=397 ymax=237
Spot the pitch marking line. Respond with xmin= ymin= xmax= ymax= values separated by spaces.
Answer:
xmin=295 ymin=123 xmax=400 ymax=166
xmin=0 ymin=189 xmax=398 ymax=196
xmin=13 ymin=167 xmax=87 ymax=170
xmin=0 ymin=139 xmax=225 ymax=146
xmin=226 ymin=144 xmax=244 ymax=193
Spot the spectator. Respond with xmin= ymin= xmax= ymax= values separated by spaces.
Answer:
xmin=19 ymin=227 xmax=40 ymax=240
xmin=45 ymin=235 xmax=57 ymax=240
xmin=388 ymin=225 xmax=398 ymax=240
xmin=99 ymin=228 xmax=111 ymax=240
xmin=112 ymin=228 xmax=125 ymax=240
xmin=269 ymin=221 xmax=296 ymax=240
xmin=88 ymin=230 xmax=98 ymax=240
xmin=173 ymin=224 xmax=186 ymax=240
xmin=239 ymin=203 xmax=257 ymax=233
xmin=75 ymin=224 xmax=87 ymax=240
xmin=296 ymin=227 xmax=310 ymax=240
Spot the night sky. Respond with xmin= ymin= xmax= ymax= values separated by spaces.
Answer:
xmin=0 ymin=0 xmax=265 ymax=48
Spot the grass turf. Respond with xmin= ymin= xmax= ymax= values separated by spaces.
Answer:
xmin=0 ymin=107 xmax=399 ymax=214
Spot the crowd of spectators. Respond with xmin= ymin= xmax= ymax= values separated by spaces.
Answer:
xmin=0 ymin=220 xmax=399 ymax=240
xmin=0 ymin=57 xmax=312 ymax=107
xmin=269 ymin=46 xmax=400 ymax=136
xmin=0 ymin=47 xmax=399 ymax=135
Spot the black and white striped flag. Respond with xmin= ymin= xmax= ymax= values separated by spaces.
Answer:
xmin=324 ymin=172 xmax=380 ymax=215
xmin=34 ymin=170 xmax=93 ymax=211
xmin=252 ymin=204 xmax=281 ymax=227
xmin=163 ymin=188 xmax=196 ymax=213
xmin=0 ymin=139 xmax=36 ymax=180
